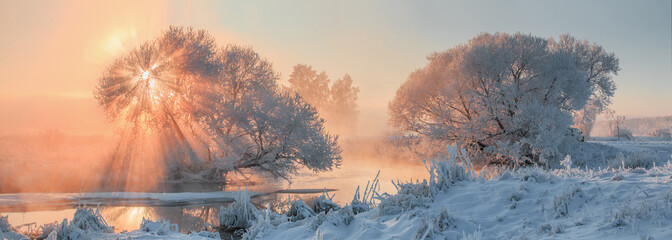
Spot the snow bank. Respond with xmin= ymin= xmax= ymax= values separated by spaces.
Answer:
xmin=245 ymin=148 xmax=672 ymax=240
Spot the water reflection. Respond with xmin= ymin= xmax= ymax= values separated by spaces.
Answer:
xmin=100 ymin=205 xmax=223 ymax=233
xmin=2 ymin=153 xmax=431 ymax=235
xmin=1 ymin=192 xmax=330 ymax=235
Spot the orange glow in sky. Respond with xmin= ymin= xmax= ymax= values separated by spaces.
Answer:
xmin=0 ymin=1 xmax=670 ymax=136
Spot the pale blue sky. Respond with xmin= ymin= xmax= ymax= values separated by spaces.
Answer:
xmin=0 ymin=0 xmax=670 ymax=135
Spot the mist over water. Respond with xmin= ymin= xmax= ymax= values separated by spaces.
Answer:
xmin=0 ymin=129 xmax=432 ymax=234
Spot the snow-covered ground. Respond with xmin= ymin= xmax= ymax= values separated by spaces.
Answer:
xmin=248 ymin=164 xmax=672 ymax=240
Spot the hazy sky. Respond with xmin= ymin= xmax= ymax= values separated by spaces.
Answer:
xmin=1 ymin=0 xmax=670 ymax=135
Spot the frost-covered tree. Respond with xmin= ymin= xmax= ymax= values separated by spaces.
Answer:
xmin=95 ymin=26 xmax=341 ymax=182
xmin=549 ymin=34 xmax=620 ymax=139
xmin=287 ymin=64 xmax=360 ymax=137
xmin=389 ymin=33 xmax=619 ymax=166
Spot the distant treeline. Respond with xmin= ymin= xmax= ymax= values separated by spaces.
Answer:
xmin=592 ymin=116 xmax=672 ymax=137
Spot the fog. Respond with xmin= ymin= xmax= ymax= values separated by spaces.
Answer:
xmin=1 ymin=0 xmax=669 ymax=206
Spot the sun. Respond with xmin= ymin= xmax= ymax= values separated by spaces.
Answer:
xmin=137 ymin=69 xmax=161 ymax=105
xmin=141 ymin=70 xmax=150 ymax=81
xmin=140 ymin=70 xmax=157 ymax=89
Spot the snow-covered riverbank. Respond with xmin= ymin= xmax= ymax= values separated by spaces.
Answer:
xmin=2 ymin=140 xmax=672 ymax=240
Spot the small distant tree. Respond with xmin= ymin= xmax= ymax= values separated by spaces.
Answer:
xmin=287 ymin=65 xmax=360 ymax=137
xmin=608 ymin=115 xmax=632 ymax=140
xmin=389 ymin=33 xmax=619 ymax=166
xmin=95 ymin=26 xmax=341 ymax=181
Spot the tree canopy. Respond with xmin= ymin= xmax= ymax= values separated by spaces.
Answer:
xmin=389 ymin=33 xmax=619 ymax=166
xmin=287 ymin=64 xmax=360 ymax=137
xmin=95 ymin=26 xmax=341 ymax=182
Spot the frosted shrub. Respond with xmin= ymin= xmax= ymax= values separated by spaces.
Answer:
xmin=425 ymin=145 xmax=479 ymax=193
xmin=243 ymin=203 xmax=286 ymax=240
xmin=219 ymin=187 xmax=259 ymax=231
xmin=351 ymin=171 xmax=381 ymax=214
xmin=378 ymin=146 xmax=477 ymax=216
xmin=0 ymin=215 xmax=29 ymax=240
xmin=609 ymin=152 xmax=655 ymax=169
xmin=511 ymin=167 xmax=554 ymax=183
xmin=461 ymin=227 xmax=483 ymax=240
xmin=393 ymin=179 xmax=432 ymax=198
xmin=57 ymin=207 xmax=114 ymax=240
xmin=333 ymin=205 xmax=355 ymax=225
xmin=0 ymin=215 xmax=12 ymax=233
xmin=553 ymin=184 xmax=583 ymax=217
xmin=414 ymin=208 xmax=457 ymax=240
xmin=37 ymin=222 xmax=59 ymax=240
xmin=140 ymin=218 xmax=178 ymax=235
xmin=287 ymin=199 xmax=316 ymax=222
xmin=313 ymin=206 xmax=357 ymax=238
xmin=68 ymin=208 xmax=113 ymax=233
xmin=603 ymin=190 xmax=672 ymax=229
xmin=377 ymin=179 xmax=433 ymax=216
xmin=312 ymin=189 xmax=341 ymax=214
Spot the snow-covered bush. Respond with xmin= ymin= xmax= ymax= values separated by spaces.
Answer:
xmin=243 ymin=203 xmax=287 ymax=240
xmin=312 ymin=189 xmax=341 ymax=214
xmin=568 ymin=127 xmax=585 ymax=142
xmin=507 ymin=166 xmax=554 ymax=183
xmin=377 ymin=181 xmax=433 ymax=216
xmin=425 ymin=145 xmax=479 ymax=193
xmin=287 ymin=199 xmax=316 ymax=222
xmin=393 ymin=179 xmax=433 ymax=198
xmin=351 ymin=170 xmax=381 ymax=214
xmin=0 ymin=215 xmax=30 ymax=240
xmin=377 ymin=146 xmax=478 ymax=216
xmin=56 ymin=207 xmax=114 ymax=240
xmin=414 ymin=208 xmax=479 ymax=240
xmin=609 ymin=152 xmax=655 ymax=169
xmin=219 ymin=187 xmax=259 ymax=231
xmin=461 ymin=227 xmax=483 ymax=240
xmin=0 ymin=215 xmax=12 ymax=233
xmin=602 ymin=190 xmax=672 ymax=229
xmin=332 ymin=205 xmax=355 ymax=225
xmin=414 ymin=208 xmax=457 ymax=240
xmin=552 ymin=184 xmax=584 ymax=217
xmin=140 ymin=218 xmax=178 ymax=235
xmin=37 ymin=222 xmax=59 ymax=240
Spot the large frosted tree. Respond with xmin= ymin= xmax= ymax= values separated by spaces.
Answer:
xmin=389 ymin=33 xmax=619 ymax=166
xmin=95 ymin=26 xmax=341 ymax=183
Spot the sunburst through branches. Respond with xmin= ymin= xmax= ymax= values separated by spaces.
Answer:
xmin=94 ymin=27 xmax=221 ymax=190
xmin=94 ymin=26 xmax=341 ymax=191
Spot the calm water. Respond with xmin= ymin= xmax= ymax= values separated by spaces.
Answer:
xmin=1 ymin=156 xmax=429 ymax=234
